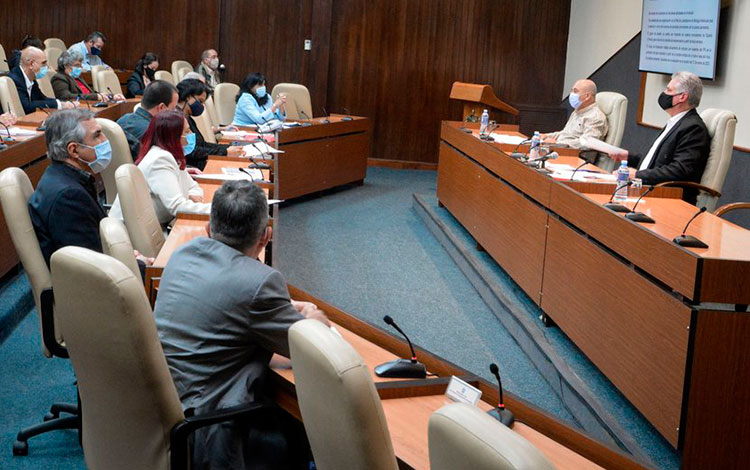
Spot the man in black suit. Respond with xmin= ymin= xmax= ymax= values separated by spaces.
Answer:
xmin=8 ymin=47 xmax=76 ymax=114
xmin=612 ymin=71 xmax=710 ymax=204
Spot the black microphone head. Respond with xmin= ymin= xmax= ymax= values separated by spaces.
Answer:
xmin=489 ymin=363 xmax=499 ymax=375
xmin=383 ymin=315 xmax=394 ymax=325
xmin=698 ymin=206 xmax=707 ymax=214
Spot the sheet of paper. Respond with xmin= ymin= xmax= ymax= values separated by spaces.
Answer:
xmin=6 ymin=126 xmax=40 ymax=136
xmin=221 ymin=130 xmax=256 ymax=139
xmin=282 ymin=122 xmax=302 ymax=128
xmin=193 ymin=167 xmax=265 ymax=182
xmin=580 ymin=136 xmax=626 ymax=156
xmin=243 ymin=142 xmax=283 ymax=157
xmin=489 ymin=133 xmax=527 ymax=145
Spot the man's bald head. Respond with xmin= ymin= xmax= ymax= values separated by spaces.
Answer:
xmin=21 ymin=46 xmax=45 ymax=64
xmin=575 ymin=79 xmax=597 ymax=96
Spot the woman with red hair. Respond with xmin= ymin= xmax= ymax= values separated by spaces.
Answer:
xmin=109 ymin=110 xmax=209 ymax=226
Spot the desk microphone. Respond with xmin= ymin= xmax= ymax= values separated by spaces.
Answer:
xmin=106 ymin=86 xmax=115 ymax=100
xmin=488 ymin=363 xmax=514 ymax=427
xmin=569 ymin=161 xmax=588 ymax=181
xmin=674 ymin=207 xmax=708 ymax=248
xmin=298 ymin=110 xmax=313 ymax=126
xmin=524 ymin=152 xmax=558 ymax=173
xmin=0 ymin=122 xmax=13 ymax=141
xmin=37 ymin=104 xmax=52 ymax=131
xmin=604 ymin=181 xmax=632 ymax=213
xmin=625 ymin=186 xmax=656 ymax=223
xmin=341 ymin=107 xmax=354 ymax=121
xmin=374 ymin=316 xmax=427 ymax=379
xmin=509 ymin=139 xmax=532 ymax=160
xmin=321 ymin=107 xmax=330 ymax=124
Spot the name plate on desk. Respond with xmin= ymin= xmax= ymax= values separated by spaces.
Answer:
xmin=445 ymin=376 xmax=482 ymax=406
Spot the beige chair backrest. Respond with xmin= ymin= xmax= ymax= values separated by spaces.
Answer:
xmin=90 ymin=64 xmax=106 ymax=92
xmin=0 ymin=167 xmax=57 ymax=357
xmin=44 ymin=38 xmax=67 ymax=51
xmin=699 ymin=108 xmax=737 ymax=211
xmin=114 ymin=164 xmax=165 ymax=258
xmin=99 ymin=217 xmax=141 ymax=279
xmin=192 ymin=110 xmax=217 ymax=144
xmin=50 ymin=246 xmax=184 ymax=470
xmin=596 ymin=91 xmax=628 ymax=148
xmin=428 ymin=403 xmax=555 ymax=470
xmin=171 ymin=60 xmax=193 ymax=83
xmin=214 ymin=82 xmax=239 ymax=126
xmin=0 ymin=76 xmax=26 ymax=116
xmin=204 ymin=95 xmax=219 ymax=128
xmin=289 ymin=319 xmax=398 ymax=470
xmin=96 ymin=118 xmax=134 ymax=204
xmin=133 ymin=102 xmax=142 ymax=112
xmin=154 ymin=70 xmax=174 ymax=85
xmin=0 ymin=43 xmax=8 ymax=72
xmin=37 ymin=69 xmax=55 ymax=99
xmin=96 ymin=69 xmax=124 ymax=96
xmin=272 ymin=83 xmax=312 ymax=120
xmin=44 ymin=47 xmax=64 ymax=74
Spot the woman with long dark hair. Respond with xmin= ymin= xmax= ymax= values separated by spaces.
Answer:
xmin=232 ymin=72 xmax=286 ymax=126
xmin=126 ymin=52 xmax=159 ymax=98
xmin=109 ymin=110 xmax=210 ymax=226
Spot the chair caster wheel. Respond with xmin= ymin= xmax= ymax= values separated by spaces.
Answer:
xmin=13 ymin=440 xmax=28 ymax=456
xmin=539 ymin=313 xmax=556 ymax=328
xmin=44 ymin=412 xmax=56 ymax=421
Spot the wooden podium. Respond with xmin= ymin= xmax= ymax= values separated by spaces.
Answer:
xmin=450 ymin=82 xmax=519 ymax=122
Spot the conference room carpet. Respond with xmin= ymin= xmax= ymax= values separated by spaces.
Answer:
xmin=0 ymin=166 xmax=677 ymax=469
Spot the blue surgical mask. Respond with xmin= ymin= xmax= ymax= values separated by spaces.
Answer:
xmin=79 ymin=139 xmax=112 ymax=173
xmin=568 ymin=92 xmax=581 ymax=109
xmin=71 ymin=66 xmax=82 ymax=78
xmin=255 ymin=86 xmax=267 ymax=98
xmin=35 ymin=65 xmax=48 ymax=80
xmin=182 ymin=133 xmax=196 ymax=155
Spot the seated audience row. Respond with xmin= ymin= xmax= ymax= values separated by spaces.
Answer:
xmin=51 ymin=51 xmax=124 ymax=102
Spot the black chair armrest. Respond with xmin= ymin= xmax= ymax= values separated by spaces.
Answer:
xmin=169 ymin=402 xmax=268 ymax=469
xmin=40 ymin=288 xmax=68 ymax=358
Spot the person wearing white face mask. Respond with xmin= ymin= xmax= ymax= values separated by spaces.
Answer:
xmin=8 ymin=47 xmax=77 ymax=114
xmin=541 ymin=79 xmax=607 ymax=148
xmin=196 ymin=49 xmax=223 ymax=93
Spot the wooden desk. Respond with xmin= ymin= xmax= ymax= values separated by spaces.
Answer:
xmin=220 ymin=116 xmax=371 ymax=200
xmin=437 ymin=120 xmax=750 ymax=467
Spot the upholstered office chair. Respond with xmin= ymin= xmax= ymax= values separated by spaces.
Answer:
xmin=192 ymin=110 xmax=217 ymax=144
xmin=44 ymin=38 xmax=66 ymax=51
xmin=50 ymin=247 xmax=265 ymax=470
xmin=0 ymin=168 xmax=80 ymax=455
xmin=272 ymin=83 xmax=313 ymax=120
xmin=596 ymin=92 xmax=627 ymax=147
xmin=96 ymin=69 xmax=125 ymax=97
xmin=714 ymin=202 xmax=750 ymax=313
xmin=214 ymin=82 xmax=239 ymax=125
xmin=204 ymin=95 xmax=219 ymax=129
xmin=90 ymin=64 xmax=106 ymax=92
xmin=698 ymin=108 xmax=737 ymax=212
xmin=44 ymin=47 xmax=64 ymax=74
xmin=155 ymin=70 xmax=175 ymax=85
xmin=428 ymin=403 xmax=554 ymax=470
xmin=289 ymin=319 xmax=399 ymax=470
xmin=171 ymin=60 xmax=193 ymax=83
xmin=36 ymin=69 xmax=55 ymax=99
xmin=0 ymin=43 xmax=9 ymax=72
xmin=0 ymin=76 xmax=26 ymax=116
xmin=96 ymin=118 xmax=134 ymax=204
xmin=114 ymin=163 xmax=165 ymax=258
xmin=99 ymin=217 xmax=141 ymax=279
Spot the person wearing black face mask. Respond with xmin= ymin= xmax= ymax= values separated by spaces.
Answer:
xmin=608 ymin=71 xmax=710 ymax=204
xmin=176 ymin=78 xmax=245 ymax=170
xmin=126 ymin=52 xmax=159 ymax=98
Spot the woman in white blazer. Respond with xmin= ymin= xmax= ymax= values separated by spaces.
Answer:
xmin=109 ymin=110 xmax=210 ymax=226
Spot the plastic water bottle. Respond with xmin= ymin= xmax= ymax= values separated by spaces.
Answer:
xmin=614 ymin=160 xmax=629 ymax=202
xmin=529 ymin=131 xmax=541 ymax=159
xmin=479 ymin=109 xmax=489 ymax=135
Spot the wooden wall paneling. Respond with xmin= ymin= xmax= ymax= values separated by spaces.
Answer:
xmin=308 ymin=0 xmax=333 ymax=115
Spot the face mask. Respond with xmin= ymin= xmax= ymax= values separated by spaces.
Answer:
xmin=568 ymin=92 xmax=581 ymax=109
xmin=35 ymin=65 xmax=48 ymax=79
xmin=658 ymin=91 xmax=677 ymax=110
xmin=209 ymin=58 xmax=219 ymax=69
xmin=189 ymin=99 xmax=204 ymax=116
xmin=79 ymin=139 xmax=112 ymax=173
xmin=145 ymin=68 xmax=155 ymax=79
xmin=255 ymin=86 xmax=267 ymax=98
xmin=71 ymin=66 xmax=82 ymax=78
xmin=183 ymin=133 xmax=196 ymax=155
xmin=90 ymin=46 xmax=101 ymax=56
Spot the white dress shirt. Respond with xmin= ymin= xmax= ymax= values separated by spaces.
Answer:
xmin=22 ymin=68 xmax=61 ymax=108
xmin=638 ymin=110 xmax=689 ymax=170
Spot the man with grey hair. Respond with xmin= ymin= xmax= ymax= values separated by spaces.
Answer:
xmin=28 ymin=109 xmax=110 ymax=265
xmin=67 ymin=31 xmax=109 ymax=71
xmin=195 ymin=48 xmax=222 ymax=92
xmin=7 ymin=47 xmax=77 ymax=114
xmin=155 ymin=180 xmax=326 ymax=469
xmin=542 ymin=78 xmax=608 ymax=148
xmin=612 ymin=71 xmax=710 ymax=204
xmin=181 ymin=71 xmax=206 ymax=83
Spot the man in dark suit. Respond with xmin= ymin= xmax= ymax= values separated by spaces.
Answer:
xmin=116 ymin=80 xmax=178 ymax=158
xmin=612 ymin=71 xmax=710 ymax=204
xmin=8 ymin=47 xmax=76 ymax=115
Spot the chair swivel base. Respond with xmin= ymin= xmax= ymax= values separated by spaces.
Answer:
xmin=13 ymin=404 xmax=80 ymax=456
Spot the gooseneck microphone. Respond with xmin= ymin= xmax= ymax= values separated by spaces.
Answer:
xmin=341 ymin=107 xmax=354 ymax=121
xmin=298 ymin=109 xmax=313 ymax=127
xmin=674 ymin=207 xmax=708 ymax=248
xmin=321 ymin=107 xmax=330 ymax=124
xmin=488 ymin=363 xmax=515 ymax=427
xmin=509 ymin=139 xmax=532 ymax=160
xmin=0 ymin=121 xmax=13 ymax=141
xmin=569 ymin=161 xmax=588 ymax=181
xmin=603 ymin=181 xmax=633 ymax=213
xmin=625 ymin=186 xmax=656 ymax=223
xmin=374 ymin=315 xmax=427 ymax=378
